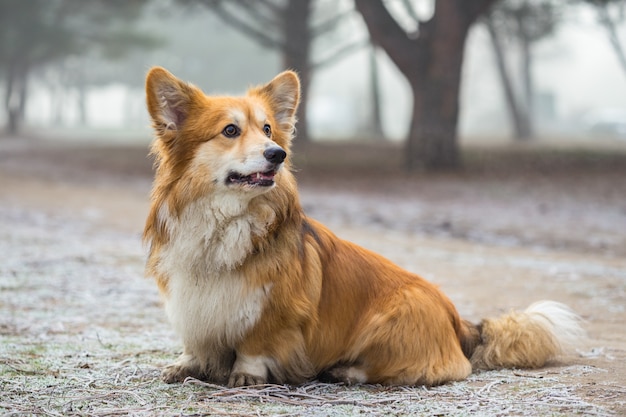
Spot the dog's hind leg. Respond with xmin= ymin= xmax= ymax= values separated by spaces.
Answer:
xmin=319 ymin=364 xmax=369 ymax=385
xmin=346 ymin=285 xmax=472 ymax=386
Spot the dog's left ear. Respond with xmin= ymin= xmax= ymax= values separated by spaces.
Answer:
xmin=255 ymin=71 xmax=300 ymax=136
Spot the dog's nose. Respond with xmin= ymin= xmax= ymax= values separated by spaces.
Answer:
xmin=263 ymin=146 xmax=287 ymax=164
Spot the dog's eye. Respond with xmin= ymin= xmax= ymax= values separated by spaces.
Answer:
xmin=263 ymin=124 xmax=271 ymax=138
xmin=222 ymin=124 xmax=240 ymax=138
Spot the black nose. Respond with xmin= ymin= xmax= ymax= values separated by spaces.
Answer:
xmin=263 ymin=146 xmax=287 ymax=164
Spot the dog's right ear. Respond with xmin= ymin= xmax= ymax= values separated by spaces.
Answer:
xmin=145 ymin=67 xmax=197 ymax=140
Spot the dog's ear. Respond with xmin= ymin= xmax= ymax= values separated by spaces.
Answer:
xmin=145 ymin=67 xmax=198 ymax=140
xmin=256 ymin=71 xmax=300 ymax=137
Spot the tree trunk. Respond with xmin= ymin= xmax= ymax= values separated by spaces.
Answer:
xmin=404 ymin=25 xmax=467 ymax=171
xmin=355 ymin=0 xmax=496 ymax=171
xmin=4 ymin=67 xmax=15 ymax=134
xmin=368 ymin=44 xmax=385 ymax=140
xmin=406 ymin=94 xmax=459 ymax=170
xmin=403 ymin=2 xmax=474 ymax=170
xmin=515 ymin=8 xmax=535 ymax=139
xmin=77 ymin=82 xmax=88 ymax=126
xmin=4 ymin=63 xmax=29 ymax=135
xmin=485 ymin=15 xmax=531 ymax=140
xmin=282 ymin=0 xmax=312 ymax=142
xmin=513 ymin=2 xmax=535 ymax=139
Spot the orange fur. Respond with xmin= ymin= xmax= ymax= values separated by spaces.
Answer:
xmin=143 ymin=67 xmax=583 ymax=387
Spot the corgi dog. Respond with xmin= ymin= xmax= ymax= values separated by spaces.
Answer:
xmin=143 ymin=67 xmax=583 ymax=387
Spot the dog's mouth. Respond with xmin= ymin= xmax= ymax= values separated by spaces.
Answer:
xmin=226 ymin=169 xmax=277 ymax=187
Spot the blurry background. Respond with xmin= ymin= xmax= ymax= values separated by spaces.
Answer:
xmin=1 ymin=0 xmax=625 ymax=154
xmin=0 ymin=0 xmax=625 ymax=254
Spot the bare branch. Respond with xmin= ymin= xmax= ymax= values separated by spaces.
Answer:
xmin=311 ymin=8 xmax=357 ymax=37
xmin=311 ymin=39 xmax=368 ymax=69
xmin=254 ymin=0 xmax=283 ymax=16
xmin=354 ymin=0 xmax=417 ymax=75
xmin=400 ymin=0 xmax=422 ymax=24
xmin=236 ymin=0 xmax=282 ymax=29
xmin=197 ymin=0 xmax=285 ymax=50
xmin=597 ymin=2 xmax=626 ymax=74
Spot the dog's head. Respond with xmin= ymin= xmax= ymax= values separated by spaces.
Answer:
xmin=145 ymin=67 xmax=299 ymax=197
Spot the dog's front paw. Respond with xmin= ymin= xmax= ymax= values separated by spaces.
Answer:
xmin=162 ymin=363 xmax=194 ymax=384
xmin=162 ymin=364 xmax=187 ymax=383
xmin=229 ymin=354 xmax=269 ymax=387
xmin=228 ymin=372 xmax=267 ymax=387
xmin=161 ymin=354 xmax=202 ymax=384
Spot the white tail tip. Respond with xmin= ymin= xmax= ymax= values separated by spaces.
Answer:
xmin=524 ymin=300 xmax=585 ymax=350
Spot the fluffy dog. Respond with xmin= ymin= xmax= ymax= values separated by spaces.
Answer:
xmin=143 ymin=67 xmax=582 ymax=387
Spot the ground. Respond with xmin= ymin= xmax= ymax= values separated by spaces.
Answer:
xmin=1 ymin=136 xmax=625 ymax=416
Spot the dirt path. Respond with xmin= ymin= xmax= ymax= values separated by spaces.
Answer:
xmin=1 ymin=139 xmax=625 ymax=415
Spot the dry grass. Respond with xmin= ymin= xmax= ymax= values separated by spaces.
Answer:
xmin=0 ymin=205 xmax=616 ymax=417
xmin=0 ymin=346 xmax=610 ymax=417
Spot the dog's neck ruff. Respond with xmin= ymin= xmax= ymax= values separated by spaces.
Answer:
xmin=158 ymin=192 xmax=276 ymax=274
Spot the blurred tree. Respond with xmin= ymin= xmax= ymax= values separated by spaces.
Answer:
xmin=355 ymin=0 xmax=497 ymax=171
xmin=367 ymin=43 xmax=386 ymax=140
xmin=484 ymin=0 xmax=561 ymax=140
xmin=0 ymin=0 xmax=156 ymax=134
xmin=184 ymin=0 xmax=366 ymax=141
xmin=585 ymin=0 xmax=626 ymax=75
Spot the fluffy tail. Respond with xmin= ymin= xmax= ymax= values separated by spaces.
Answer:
xmin=462 ymin=301 xmax=584 ymax=370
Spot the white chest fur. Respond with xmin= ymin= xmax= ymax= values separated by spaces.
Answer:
xmin=165 ymin=270 xmax=271 ymax=350
xmin=156 ymin=194 xmax=274 ymax=349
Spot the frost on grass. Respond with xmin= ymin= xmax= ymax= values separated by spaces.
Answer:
xmin=0 ymin=206 xmax=615 ymax=416
xmin=181 ymin=370 xmax=610 ymax=417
